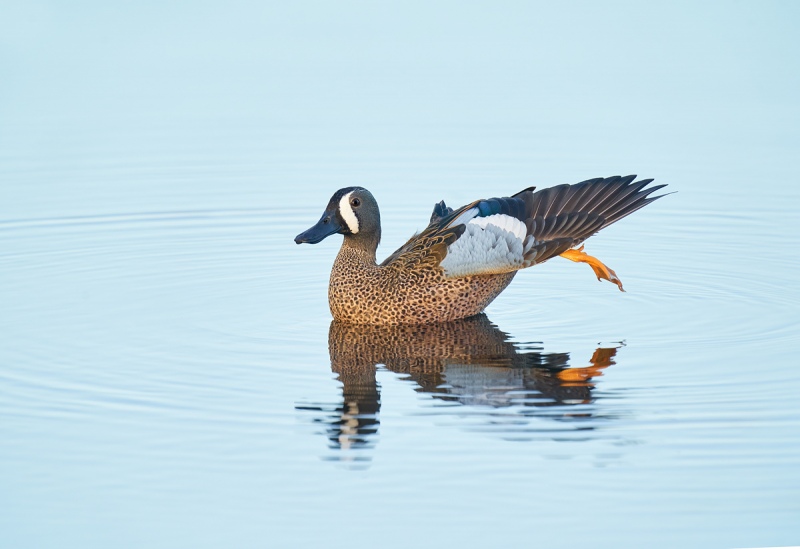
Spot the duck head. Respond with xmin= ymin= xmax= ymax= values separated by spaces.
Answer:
xmin=295 ymin=187 xmax=381 ymax=250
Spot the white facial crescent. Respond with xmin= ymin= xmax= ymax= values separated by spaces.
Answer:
xmin=339 ymin=191 xmax=359 ymax=234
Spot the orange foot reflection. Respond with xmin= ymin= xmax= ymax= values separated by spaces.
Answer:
xmin=559 ymin=245 xmax=625 ymax=291
xmin=556 ymin=346 xmax=618 ymax=385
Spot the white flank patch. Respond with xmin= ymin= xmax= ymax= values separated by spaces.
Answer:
xmin=440 ymin=223 xmax=525 ymax=278
xmin=339 ymin=191 xmax=359 ymax=234
xmin=468 ymin=214 xmax=527 ymax=241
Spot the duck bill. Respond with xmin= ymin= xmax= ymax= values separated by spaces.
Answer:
xmin=295 ymin=214 xmax=342 ymax=244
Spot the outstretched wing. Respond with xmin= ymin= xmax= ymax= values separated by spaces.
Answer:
xmin=516 ymin=175 xmax=667 ymax=266
xmin=382 ymin=175 xmax=666 ymax=278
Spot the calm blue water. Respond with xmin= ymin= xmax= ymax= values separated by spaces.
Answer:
xmin=2 ymin=3 xmax=800 ymax=548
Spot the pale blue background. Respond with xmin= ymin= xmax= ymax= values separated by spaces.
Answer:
xmin=2 ymin=2 xmax=799 ymax=548
xmin=3 ymin=1 xmax=799 ymax=217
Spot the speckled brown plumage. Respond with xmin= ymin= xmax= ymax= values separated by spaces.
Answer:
xmin=295 ymin=176 xmax=667 ymax=325
xmin=328 ymin=242 xmax=516 ymax=324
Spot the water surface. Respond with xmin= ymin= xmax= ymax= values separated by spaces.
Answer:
xmin=2 ymin=121 xmax=798 ymax=549
xmin=2 ymin=2 xmax=800 ymax=548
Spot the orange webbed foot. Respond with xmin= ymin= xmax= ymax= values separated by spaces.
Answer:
xmin=559 ymin=245 xmax=625 ymax=292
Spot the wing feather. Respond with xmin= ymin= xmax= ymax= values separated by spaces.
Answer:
xmin=381 ymin=176 xmax=666 ymax=277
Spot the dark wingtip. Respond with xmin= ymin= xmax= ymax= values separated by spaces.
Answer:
xmin=652 ymin=189 xmax=677 ymax=199
xmin=513 ymin=186 xmax=537 ymax=198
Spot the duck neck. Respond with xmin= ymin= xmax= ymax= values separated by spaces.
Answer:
xmin=341 ymin=231 xmax=380 ymax=264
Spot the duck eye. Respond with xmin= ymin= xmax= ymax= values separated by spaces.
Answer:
xmin=351 ymin=198 xmax=361 ymax=207
xmin=323 ymin=217 xmax=330 ymax=224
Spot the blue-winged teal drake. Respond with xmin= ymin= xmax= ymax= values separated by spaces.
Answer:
xmin=295 ymin=175 xmax=666 ymax=324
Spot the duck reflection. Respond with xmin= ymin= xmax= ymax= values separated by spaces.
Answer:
xmin=298 ymin=314 xmax=619 ymax=454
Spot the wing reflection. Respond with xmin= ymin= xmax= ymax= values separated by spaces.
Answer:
xmin=298 ymin=314 xmax=619 ymax=457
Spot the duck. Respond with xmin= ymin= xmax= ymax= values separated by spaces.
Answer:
xmin=295 ymin=175 xmax=666 ymax=324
